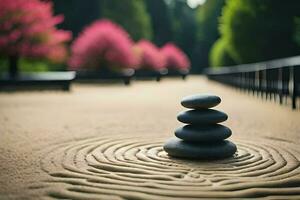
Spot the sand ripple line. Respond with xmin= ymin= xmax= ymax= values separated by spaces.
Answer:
xmin=38 ymin=137 xmax=300 ymax=199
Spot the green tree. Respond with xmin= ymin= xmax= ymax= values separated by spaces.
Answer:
xmin=293 ymin=16 xmax=300 ymax=47
xmin=100 ymin=0 xmax=152 ymax=41
xmin=53 ymin=0 xmax=101 ymax=37
xmin=220 ymin=0 xmax=300 ymax=64
xmin=145 ymin=0 xmax=173 ymax=46
xmin=210 ymin=38 xmax=235 ymax=67
xmin=169 ymin=1 xmax=197 ymax=72
xmin=194 ymin=0 xmax=225 ymax=69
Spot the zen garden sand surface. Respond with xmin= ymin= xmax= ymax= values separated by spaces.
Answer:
xmin=1 ymin=76 xmax=300 ymax=199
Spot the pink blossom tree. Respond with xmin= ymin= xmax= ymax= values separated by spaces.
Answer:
xmin=0 ymin=0 xmax=72 ymax=78
xmin=161 ymin=43 xmax=191 ymax=72
xmin=135 ymin=40 xmax=166 ymax=71
xmin=68 ymin=19 xmax=138 ymax=72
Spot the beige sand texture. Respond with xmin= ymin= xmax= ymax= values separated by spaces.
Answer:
xmin=0 ymin=76 xmax=300 ymax=199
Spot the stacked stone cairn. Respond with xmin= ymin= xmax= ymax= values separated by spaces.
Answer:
xmin=164 ymin=94 xmax=237 ymax=159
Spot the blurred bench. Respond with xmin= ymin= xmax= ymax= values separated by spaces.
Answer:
xmin=74 ymin=69 xmax=134 ymax=85
xmin=0 ymin=71 xmax=76 ymax=91
xmin=135 ymin=69 xmax=168 ymax=82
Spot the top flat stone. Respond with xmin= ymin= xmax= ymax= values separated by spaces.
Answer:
xmin=181 ymin=94 xmax=221 ymax=109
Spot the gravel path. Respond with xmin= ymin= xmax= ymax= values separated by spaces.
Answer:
xmin=1 ymin=76 xmax=299 ymax=199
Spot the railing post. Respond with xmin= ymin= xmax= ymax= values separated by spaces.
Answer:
xmin=244 ymin=72 xmax=248 ymax=92
xmin=261 ymin=69 xmax=267 ymax=99
xmin=266 ymin=69 xmax=270 ymax=100
xmin=242 ymin=72 xmax=246 ymax=91
xmin=278 ymin=68 xmax=283 ymax=104
xmin=289 ymin=66 xmax=296 ymax=109
xmin=246 ymin=72 xmax=251 ymax=93
xmin=255 ymin=71 xmax=260 ymax=96
xmin=251 ymin=72 xmax=255 ymax=94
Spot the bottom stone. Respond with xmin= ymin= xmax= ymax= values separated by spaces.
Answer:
xmin=163 ymin=137 xmax=237 ymax=159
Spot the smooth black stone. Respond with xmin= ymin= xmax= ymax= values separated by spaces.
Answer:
xmin=163 ymin=137 xmax=237 ymax=159
xmin=177 ymin=109 xmax=228 ymax=124
xmin=175 ymin=124 xmax=231 ymax=142
xmin=181 ymin=94 xmax=221 ymax=109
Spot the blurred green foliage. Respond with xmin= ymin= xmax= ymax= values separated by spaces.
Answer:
xmin=145 ymin=0 xmax=173 ymax=46
xmin=0 ymin=57 xmax=65 ymax=75
xmin=53 ymin=0 xmax=102 ymax=37
xmin=212 ymin=0 xmax=300 ymax=66
xmin=293 ymin=17 xmax=300 ymax=47
xmin=52 ymin=0 xmax=199 ymax=71
xmin=10 ymin=0 xmax=300 ymax=72
xmin=54 ymin=0 xmax=153 ymax=41
xmin=209 ymin=38 xmax=235 ymax=67
xmin=4 ymin=0 xmax=224 ymax=73
xmin=170 ymin=1 xmax=197 ymax=72
xmin=194 ymin=0 xmax=225 ymax=70
xmin=100 ymin=0 xmax=152 ymax=41
xmin=53 ymin=0 xmax=172 ymax=43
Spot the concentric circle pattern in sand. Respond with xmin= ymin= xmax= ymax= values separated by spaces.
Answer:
xmin=40 ymin=137 xmax=300 ymax=199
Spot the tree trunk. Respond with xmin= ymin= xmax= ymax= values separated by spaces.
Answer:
xmin=9 ymin=55 xmax=19 ymax=79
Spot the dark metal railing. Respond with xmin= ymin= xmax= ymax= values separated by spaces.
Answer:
xmin=204 ymin=55 xmax=300 ymax=109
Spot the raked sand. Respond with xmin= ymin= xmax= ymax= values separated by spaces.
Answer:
xmin=0 ymin=76 xmax=300 ymax=199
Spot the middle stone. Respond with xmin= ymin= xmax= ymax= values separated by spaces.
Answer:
xmin=175 ymin=124 xmax=232 ymax=142
xmin=177 ymin=109 xmax=228 ymax=124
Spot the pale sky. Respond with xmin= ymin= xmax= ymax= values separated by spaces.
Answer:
xmin=187 ymin=0 xmax=206 ymax=8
